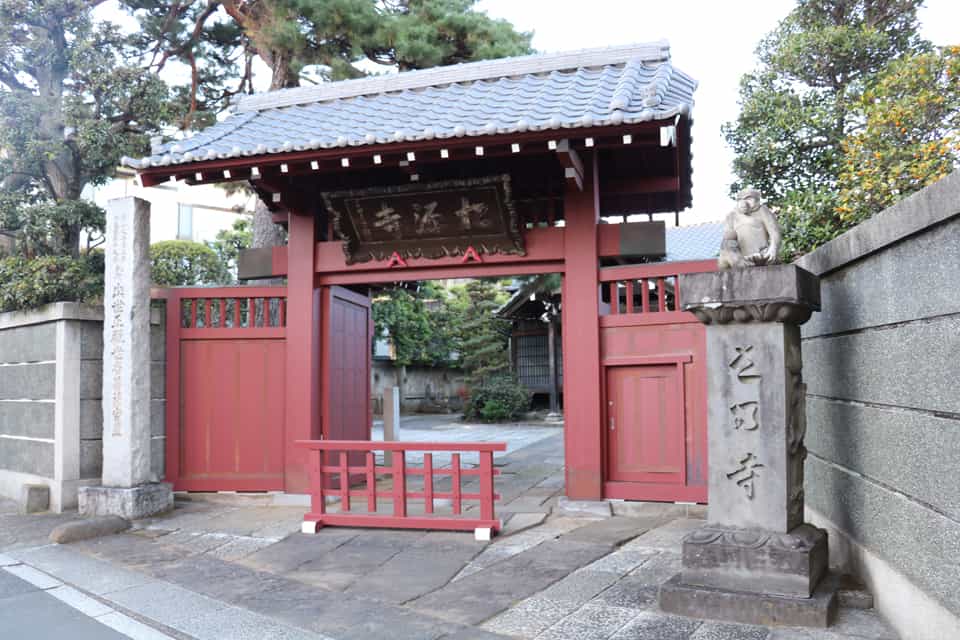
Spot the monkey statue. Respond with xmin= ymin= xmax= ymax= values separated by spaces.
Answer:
xmin=718 ymin=188 xmax=782 ymax=269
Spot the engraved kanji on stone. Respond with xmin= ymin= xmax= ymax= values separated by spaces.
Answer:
xmin=729 ymin=345 xmax=760 ymax=380
xmin=453 ymin=197 xmax=491 ymax=230
xmin=726 ymin=453 xmax=764 ymax=499
xmin=413 ymin=201 xmax=441 ymax=234
xmin=730 ymin=401 xmax=760 ymax=431
xmin=373 ymin=202 xmax=402 ymax=236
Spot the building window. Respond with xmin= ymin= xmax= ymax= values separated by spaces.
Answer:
xmin=177 ymin=204 xmax=193 ymax=240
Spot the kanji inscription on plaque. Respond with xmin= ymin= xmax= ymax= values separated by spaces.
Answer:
xmin=323 ymin=174 xmax=524 ymax=264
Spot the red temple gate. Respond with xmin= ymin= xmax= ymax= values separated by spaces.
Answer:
xmin=131 ymin=43 xmax=713 ymax=522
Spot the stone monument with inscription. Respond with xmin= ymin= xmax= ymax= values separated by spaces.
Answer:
xmin=78 ymin=197 xmax=173 ymax=519
xmin=659 ymin=263 xmax=837 ymax=627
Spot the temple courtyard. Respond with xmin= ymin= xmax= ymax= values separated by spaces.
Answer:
xmin=1 ymin=419 xmax=896 ymax=640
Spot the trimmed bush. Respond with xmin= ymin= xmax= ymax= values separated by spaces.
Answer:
xmin=150 ymin=240 xmax=230 ymax=286
xmin=0 ymin=254 xmax=104 ymax=313
xmin=465 ymin=373 xmax=531 ymax=423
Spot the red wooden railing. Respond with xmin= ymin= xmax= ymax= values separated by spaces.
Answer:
xmin=296 ymin=440 xmax=506 ymax=536
xmin=598 ymin=260 xmax=717 ymax=325
xmin=153 ymin=286 xmax=288 ymax=336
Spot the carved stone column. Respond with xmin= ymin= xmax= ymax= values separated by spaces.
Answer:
xmin=659 ymin=265 xmax=837 ymax=627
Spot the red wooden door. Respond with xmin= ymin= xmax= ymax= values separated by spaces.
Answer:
xmin=323 ymin=286 xmax=372 ymax=442
xmin=179 ymin=339 xmax=286 ymax=491
xmin=605 ymin=364 xmax=685 ymax=487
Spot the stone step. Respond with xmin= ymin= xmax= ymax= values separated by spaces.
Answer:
xmin=838 ymin=574 xmax=876 ymax=610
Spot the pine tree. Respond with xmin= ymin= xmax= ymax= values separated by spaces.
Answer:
xmin=0 ymin=0 xmax=182 ymax=256
xmin=127 ymin=0 xmax=533 ymax=249
xmin=459 ymin=279 xmax=511 ymax=388
xmin=723 ymin=0 xmax=931 ymax=256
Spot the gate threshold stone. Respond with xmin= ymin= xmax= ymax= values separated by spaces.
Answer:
xmin=659 ymin=572 xmax=839 ymax=628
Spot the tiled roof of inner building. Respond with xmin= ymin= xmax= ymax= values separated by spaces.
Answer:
xmin=123 ymin=42 xmax=697 ymax=171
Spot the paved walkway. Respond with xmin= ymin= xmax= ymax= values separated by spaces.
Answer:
xmin=371 ymin=413 xmax=562 ymax=466
xmin=0 ymin=420 xmax=899 ymax=640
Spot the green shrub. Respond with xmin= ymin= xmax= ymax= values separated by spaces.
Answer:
xmin=0 ymin=254 xmax=104 ymax=313
xmin=150 ymin=240 xmax=230 ymax=286
xmin=465 ymin=374 xmax=530 ymax=423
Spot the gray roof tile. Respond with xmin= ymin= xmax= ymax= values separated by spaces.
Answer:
xmin=125 ymin=42 xmax=696 ymax=170
xmin=664 ymin=221 xmax=722 ymax=262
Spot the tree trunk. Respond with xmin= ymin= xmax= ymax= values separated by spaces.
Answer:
xmin=250 ymin=49 xmax=299 ymax=251
xmin=252 ymin=199 xmax=282 ymax=248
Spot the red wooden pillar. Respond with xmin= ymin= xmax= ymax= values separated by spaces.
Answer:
xmin=285 ymin=211 xmax=321 ymax=492
xmin=562 ymin=154 xmax=604 ymax=499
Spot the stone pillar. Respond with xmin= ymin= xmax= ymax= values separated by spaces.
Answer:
xmin=382 ymin=386 xmax=401 ymax=465
xmin=659 ymin=265 xmax=837 ymax=627
xmin=79 ymin=197 xmax=172 ymax=519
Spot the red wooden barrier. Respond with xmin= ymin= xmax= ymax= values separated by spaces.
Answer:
xmin=296 ymin=440 xmax=506 ymax=538
xmin=599 ymin=260 xmax=716 ymax=326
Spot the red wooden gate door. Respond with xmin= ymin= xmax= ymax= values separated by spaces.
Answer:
xmin=323 ymin=286 xmax=372 ymax=443
xmin=163 ymin=288 xmax=287 ymax=492
xmin=598 ymin=261 xmax=711 ymax=503
xmin=606 ymin=364 xmax=685 ymax=485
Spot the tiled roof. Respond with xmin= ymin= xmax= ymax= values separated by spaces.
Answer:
xmin=123 ymin=42 xmax=696 ymax=170
xmin=664 ymin=221 xmax=722 ymax=262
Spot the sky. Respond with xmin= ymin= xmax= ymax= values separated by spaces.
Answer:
xmin=97 ymin=0 xmax=959 ymax=226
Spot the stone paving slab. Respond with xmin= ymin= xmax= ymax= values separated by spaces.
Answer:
xmin=582 ymin=548 xmax=659 ymax=575
xmin=107 ymin=581 xmax=232 ymax=629
xmin=499 ymin=512 xmax=547 ymax=536
xmin=438 ymin=627 xmax=515 ymax=640
xmin=609 ymin=610 xmax=705 ymax=640
xmin=627 ymin=550 xmax=682 ymax=585
xmin=146 ymin=549 xmax=462 ymax=640
xmin=239 ymin=530 xmax=360 ymax=573
xmin=535 ymin=603 xmax=640 ymax=640
xmin=621 ymin=517 xmax=704 ymax=551
xmin=409 ymin=562 xmax=574 ymax=626
xmin=537 ymin=569 xmax=623 ymax=605
xmin=408 ymin=538 xmax=612 ymax=625
xmin=481 ymin=597 xmax=577 ymax=638
xmin=559 ymin=516 xmax=661 ymax=547
xmin=11 ymin=544 xmax=155 ymax=595
xmin=589 ymin=575 xmax=659 ymax=610
xmin=689 ymin=621 xmax=771 ymax=640
xmin=344 ymin=550 xmax=479 ymax=603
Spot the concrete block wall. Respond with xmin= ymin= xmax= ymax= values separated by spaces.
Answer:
xmin=0 ymin=303 xmax=166 ymax=512
xmin=371 ymin=360 xmax=465 ymax=414
xmin=796 ymin=171 xmax=960 ymax=640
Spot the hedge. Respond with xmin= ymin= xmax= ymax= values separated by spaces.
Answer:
xmin=0 ymin=254 xmax=105 ymax=313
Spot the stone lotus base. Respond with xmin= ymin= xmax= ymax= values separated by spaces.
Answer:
xmin=680 ymin=523 xmax=828 ymax=598
xmin=78 ymin=483 xmax=173 ymax=520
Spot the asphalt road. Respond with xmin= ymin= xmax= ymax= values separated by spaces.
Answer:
xmin=0 ymin=570 xmax=129 ymax=639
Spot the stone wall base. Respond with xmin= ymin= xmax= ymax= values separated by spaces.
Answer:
xmin=78 ymin=483 xmax=173 ymax=519
xmin=659 ymin=572 xmax=838 ymax=628
xmin=807 ymin=506 xmax=960 ymax=640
